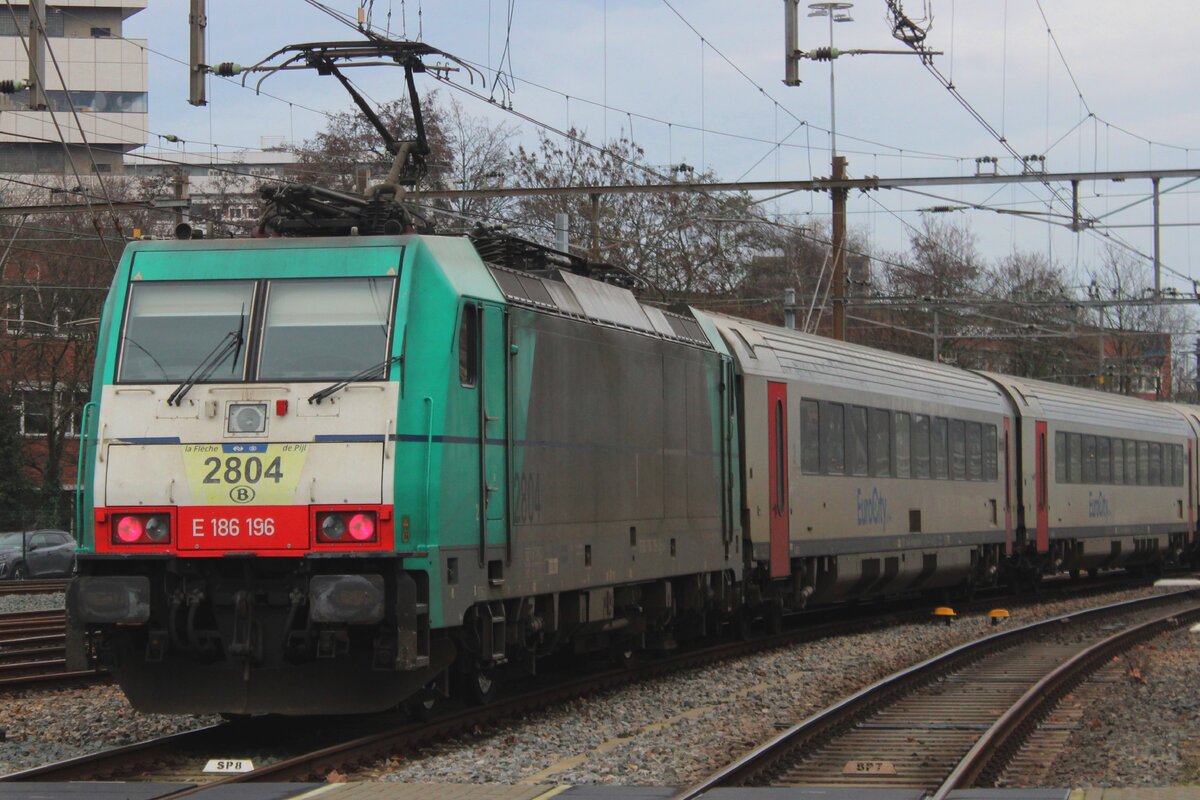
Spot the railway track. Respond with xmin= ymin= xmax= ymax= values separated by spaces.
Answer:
xmin=675 ymin=589 xmax=1200 ymax=799
xmin=0 ymin=609 xmax=100 ymax=686
xmin=2 ymin=576 xmax=1187 ymax=792
xmin=0 ymin=578 xmax=70 ymax=596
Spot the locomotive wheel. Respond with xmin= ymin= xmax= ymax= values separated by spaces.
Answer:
xmin=734 ymin=607 xmax=754 ymax=641
xmin=464 ymin=661 xmax=498 ymax=705
xmin=766 ymin=602 xmax=784 ymax=635
xmin=610 ymin=641 xmax=637 ymax=668
xmin=405 ymin=683 xmax=441 ymax=721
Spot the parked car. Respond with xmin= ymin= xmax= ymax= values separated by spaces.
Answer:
xmin=0 ymin=530 xmax=75 ymax=579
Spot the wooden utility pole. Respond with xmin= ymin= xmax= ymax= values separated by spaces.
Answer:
xmin=831 ymin=155 xmax=848 ymax=341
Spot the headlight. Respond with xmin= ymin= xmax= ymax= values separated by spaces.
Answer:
xmin=113 ymin=513 xmax=172 ymax=545
xmin=316 ymin=510 xmax=378 ymax=544
xmin=227 ymin=402 xmax=267 ymax=434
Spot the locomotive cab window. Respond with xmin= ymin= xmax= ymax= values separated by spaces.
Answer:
xmin=118 ymin=280 xmax=255 ymax=383
xmin=258 ymin=277 xmax=395 ymax=381
xmin=459 ymin=304 xmax=478 ymax=388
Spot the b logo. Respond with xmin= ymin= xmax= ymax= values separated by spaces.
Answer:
xmin=229 ymin=486 xmax=255 ymax=504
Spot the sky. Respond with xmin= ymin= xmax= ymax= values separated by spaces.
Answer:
xmin=122 ymin=1 xmax=1200 ymax=303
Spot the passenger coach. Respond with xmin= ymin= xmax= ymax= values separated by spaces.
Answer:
xmin=702 ymin=313 xmax=1014 ymax=610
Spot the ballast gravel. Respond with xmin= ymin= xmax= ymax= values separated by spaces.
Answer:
xmin=360 ymin=585 xmax=1176 ymax=787
xmin=0 ymin=584 xmax=1183 ymax=786
xmin=0 ymin=592 xmax=67 ymax=614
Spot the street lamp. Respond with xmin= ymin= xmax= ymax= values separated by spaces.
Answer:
xmin=807 ymin=2 xmax=853 ymax=159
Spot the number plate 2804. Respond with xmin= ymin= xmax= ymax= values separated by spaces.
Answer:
xmin=181 ymin=443 xmax=309 ymax=506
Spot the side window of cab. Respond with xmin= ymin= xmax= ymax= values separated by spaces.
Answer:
xmin=459 ymin=303 xmax=478 ymax=387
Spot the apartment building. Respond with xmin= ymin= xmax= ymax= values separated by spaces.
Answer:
xmin=0 ymin=1 xmax=148 ymax=174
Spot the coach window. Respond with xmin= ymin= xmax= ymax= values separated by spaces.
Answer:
xmin=1082 ymin=435 xmax=1097 ymax=483
xmin=1136 ymin=441 xmax=1150 ymax=485
xmin=1174 ymin=444 xmax=1185 ymax=486
xmin=458 ymin=305 xmax=478 ymax=387
xmin=965 ymin=422 xmax=982 ymax=480
xmin=821 ymin=402 xmax=845 ymax=475
xmin=983 ymin=423 xmax=997 ymax=481
xmin=912 ymin=414 xmax=931 ymax=478
xmin=1149 ymin=443 xmax=1163 ymax=486
xmin=869 ymin=408 xmax=891 ymax=477
xmin=800 ymin=400 xmax=820 ymax=474
xmin=895 ymin=412 xmax=911 ymax=478
xmin=931 ymin=417 xmax=949 ymax=479
xmin=1068 ymin=433 xmax=1083 ymax=483
xmin=949 ymin=419 xmax=966 ymax=480
xmin=1112 ymin=439 xmax=1125 ymax=484
xmin=1054 ymin=432 xmax=1066 ymax=483
xmin=1098 ymin=437 xmax=1111 ymax=483
xmin=848 ymin=406 xmax=869 ymax=476
xmin=1163 ymin=443 xmax=1173 ymax=486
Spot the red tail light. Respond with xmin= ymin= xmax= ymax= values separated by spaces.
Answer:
xmin=316 ymin=510 xmax=378 ymax=543
xmin=113 ymin=513 xmax=171 ymax=545
xmin=348 ymin=512 xmax=375 ymax=541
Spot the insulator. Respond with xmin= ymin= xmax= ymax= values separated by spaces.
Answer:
xmin=212 ymin=62 xmax=242 ymax=77
xmin=0 ymin=79 xmax=27 ymax=94
xmin=809 ymin=47 xmax=834 ymax=61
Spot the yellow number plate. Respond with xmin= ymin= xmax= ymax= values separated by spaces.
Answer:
xmin=182 ymin=444 xmax=309 ymax=506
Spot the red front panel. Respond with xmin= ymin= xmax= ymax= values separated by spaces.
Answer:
xmin=178 ymin=506 xmax=311 ymax=552
xmin=1034 ymin=420 xmax=1049 ymax=553
xmin=767 ymin=381 xmax=790 ymax=579
xmin=95 ymin=505 xmax=394 ymax=556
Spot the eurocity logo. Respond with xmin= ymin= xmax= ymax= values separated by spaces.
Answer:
xmin=1087 ymin=490 xmax=1111 ymax=519
xmin=856 ymin=486 xmax=887 ymax=526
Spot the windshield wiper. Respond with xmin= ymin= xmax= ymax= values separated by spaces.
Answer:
xmin=308 ymin=354 xmax=402 ymax=405
xmin=167 ymin=308 xmax=247 ymax=406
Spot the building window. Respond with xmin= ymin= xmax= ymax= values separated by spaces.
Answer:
xmin=90 ymin=27 xmax=112 ymax=37
xmin=5 ymin=291 xmax=68 ymax=336
xmin=0 ymin=8 xmax=65 ymax=37
xmin=17 ymin=387 xmax=88 ymax=437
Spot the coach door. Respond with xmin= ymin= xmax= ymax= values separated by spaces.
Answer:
xmin=480 ymin=305 xmax=509 ymax=558
xmin=1189 ymin=440 xmax=1195 ymax=545
xmin=1034 ymin=420 xmax=1049 ymax=553
xmin=767 ymin=382 xmax=790 ymax=578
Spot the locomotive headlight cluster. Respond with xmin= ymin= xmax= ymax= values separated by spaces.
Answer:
xmin=316 ymin=510 xmax=378 ymax=543
xmin=227 ymin=402 xmax=268 ymax=434
xmin=113 ymin=513 xmax=172 ymax=545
